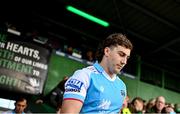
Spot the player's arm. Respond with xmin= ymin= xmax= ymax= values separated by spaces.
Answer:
xmin=59 ymin=69 xmax=91 ymax=113
xmin=60 ymin=99 xmax=83 ymax=113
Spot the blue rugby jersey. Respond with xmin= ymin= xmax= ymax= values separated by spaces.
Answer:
xmin=63 ymin=62 xmax=127 ymax=113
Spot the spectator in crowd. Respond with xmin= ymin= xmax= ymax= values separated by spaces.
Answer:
xmin=174 ymin=103 xmax=180 ymax=113
xmin=149 ymin=96 xmax=166 ymax=113
xmin=161 ymin=104 xmax=176 ymax=114
xmin=3 ymin=97 xmax=27 ymax=114
xmin=129 ymin=97 xmax=144 ymax=113
xmin=145 ymin=98 xmax=156 ymax=113
xmin=36 ymin=76 xmax=69 ymax=111
xmin=54 ymin=76 xmax=69 ymax=113
xmin=86 ymin=50 xmax=94 ymax=62
xmin=60 ymin=33 xmax=133 ymax=113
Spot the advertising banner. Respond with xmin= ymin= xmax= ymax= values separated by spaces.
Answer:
xmin=0 ymin=32 xmax=51 ymax=95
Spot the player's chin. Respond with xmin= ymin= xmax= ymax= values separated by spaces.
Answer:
xmin=115 ymin=69 xmax=121 ymax=74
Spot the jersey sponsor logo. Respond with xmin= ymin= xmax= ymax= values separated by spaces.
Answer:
xmin=65 ymin=88 xmax=80 ymax=92
xmin=65 ymin=78 xmax=84 ymax=90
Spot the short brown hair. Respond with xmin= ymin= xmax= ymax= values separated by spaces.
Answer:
xmin=95 ymin=33 xmax=133 ymax=62
xmin=15 ymin=97 xmax=27 ymax=105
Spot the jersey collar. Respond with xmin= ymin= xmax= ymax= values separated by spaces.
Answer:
xmin=93 ymin=61 xmax=116 ymax=81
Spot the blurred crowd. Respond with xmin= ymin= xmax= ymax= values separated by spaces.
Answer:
xmin=120 ymin=95 xmax=180 ymax=114
xmin=58 ymin=44 xmax=96 ymax=62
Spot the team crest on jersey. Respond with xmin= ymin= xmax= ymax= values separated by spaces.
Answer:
xmin=65 ymin=78 xmax=84 ymax=92
xmin=120 ymin=90 xmax=125 ymax=97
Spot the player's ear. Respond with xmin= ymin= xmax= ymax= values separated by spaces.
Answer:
xmin=104 ymin=47 xmax=110 ymax=57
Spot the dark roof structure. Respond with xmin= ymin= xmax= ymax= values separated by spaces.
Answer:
xmin=1 ymin=0 xmax=180 ymax=77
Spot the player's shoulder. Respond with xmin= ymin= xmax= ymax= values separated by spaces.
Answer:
xmin=70 ymin=65 xmax=94 ymax=78
xmin=86 ymin=65 xmax=98 ymax=73
xmin=76 ymin=65 xmax=98 ymax=74
xmin=116 ymin=76 xmax=126 ymax=86
xmin=70 ymin=65 xmax=99 ymax=81
xmin=1 ymin=110 xmax=13 ymax=114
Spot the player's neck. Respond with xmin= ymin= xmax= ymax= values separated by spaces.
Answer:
xmin=99 ymin=62 xmax=114 ymax=78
